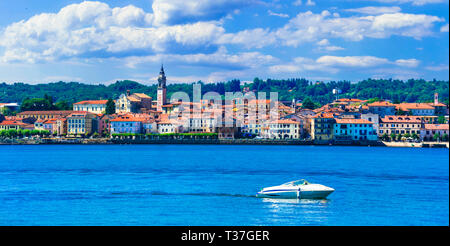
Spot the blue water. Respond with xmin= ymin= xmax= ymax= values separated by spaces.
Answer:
xmin=0 ymin=145 xmax=448 ymax=226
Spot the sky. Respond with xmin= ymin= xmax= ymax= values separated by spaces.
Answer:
xmin=0 ymin=0 xmax=448 ymax=85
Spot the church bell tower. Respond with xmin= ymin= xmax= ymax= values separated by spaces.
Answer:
xmin=157 ymin=65 xmax=167 ymax=111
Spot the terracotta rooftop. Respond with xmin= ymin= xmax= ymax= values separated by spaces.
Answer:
xmin=18 ymin=110 xmax=73 ymax=115
xmin=367 ymin=101 xmax=395 ymax=107
xmin=396 ymin=103 xmax=435 ymax=111
xmin=380 ymin=115 xmax=422 ymax=123
xmin=73 ymin=100 xmax=108 ymax=105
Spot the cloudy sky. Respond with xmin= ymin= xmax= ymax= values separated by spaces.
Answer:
xmin=0 ymin=0 xmax=448 ymax=84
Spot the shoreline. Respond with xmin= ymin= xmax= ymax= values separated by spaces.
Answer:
xmin=0 ymin=138 xmax=448 ymax=148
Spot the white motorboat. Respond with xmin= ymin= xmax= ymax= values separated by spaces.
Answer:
xmin=256 ymin=179 xmax=334 ymax=199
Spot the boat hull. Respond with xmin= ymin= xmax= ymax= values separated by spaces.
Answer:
xmin=256 ymin=189 xmax=333 ymax=199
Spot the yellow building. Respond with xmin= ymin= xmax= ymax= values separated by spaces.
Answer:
xmin=310 ymin=112 xmax=336 ymax=143
xmin=67 ymin=112 xmax=98 ymax=136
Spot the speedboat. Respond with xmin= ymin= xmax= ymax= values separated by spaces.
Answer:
xmin=256 ymin=179 xmax=334 ymax=199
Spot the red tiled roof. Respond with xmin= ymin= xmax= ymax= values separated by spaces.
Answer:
xmin=0 ymin=120 xmax=27 ymax=126
xmin=73 ymin=100 xmax=108 ymax=105
xmin=111 ymin=115 xmax=145 ymax=122
xmin=336 ymin=98 xmax=364 ymax=103
xmin=396 ymin=103 xmax=435 ymax=111
xmin=368 ymin=101 xmax=395 ymax=107
xmin=18 ymin=110 xmax=73 ymax=115
xmin=380 ymin=115 xmax=422 ymax=123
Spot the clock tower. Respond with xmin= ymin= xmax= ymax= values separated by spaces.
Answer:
xmin=157 ymin=65 xmax=167 ymax=111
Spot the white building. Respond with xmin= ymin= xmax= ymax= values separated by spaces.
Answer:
xmin=262 ymin=119 xmax=300 ymax=139
xmin=73 ymin=100 xmax=108 ymax=114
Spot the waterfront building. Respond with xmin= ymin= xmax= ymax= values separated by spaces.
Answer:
xmin=98 ymin=114 xmax=115 ymax=135
xmin=143 ymin=118 xmax=158 ymax=134
xmin=73 ymin=100 xmax=108 ymax=114
xmin=367 ymin=101 xmax=396 ymax=117
xmin=187 ymin=112 xmax=219 ymax=133
xmin=281 ymin=114 xmax=307 ymax=138
xmin=110 ymin=114 xmax=144 ymax=134
xmin=333 ymin=119 xmax=378 ymax=142
xmin=361 ymin=113 xmax=380 ymax=133
xmin=262 ymin=119 xmax=300 ymax=139
xmin=55 ymin=118 xmax=67 ymax=136
xmin=157 ymin=116 xmax=183 ymax=134
xmin=42 ymin=119 xmax=58 ymax=134
xmin=67 ymin=112 xmax=99 ymax=136
xmin=34 ymin=118 xmax=60 ymax=133
xmin=17 ymin=111 xmax=73 ymax=120
xmin=310 ymin=112 xmax=336 ymax=143
xmin=378 ymin=115 xmax=423 ymax=136
xmin=420 ymin=124 xmax=449 ymax=141
xmin=115 ymin=91 xmax=153 ymax=114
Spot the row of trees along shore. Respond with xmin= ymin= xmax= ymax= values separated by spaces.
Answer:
xmin=0 ymin=78 xmax=448 ymax=115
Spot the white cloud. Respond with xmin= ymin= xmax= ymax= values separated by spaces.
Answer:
xmin=345 ymin=6 xmax=402 ymax=15
xmin=269 ymin=55 xmax=420 ymax=74
xmin=441 ymin=23 xmax=449 ymax=32
xmin=219 ymin=11 xmax=444 ymax=48
xmin=268 ymin=10 xmax=289 ymax=18
xmin=317 ymin=56 xmax=389 ymax=67
xmin=151 ymin=0 xmax=255 ymax=25
xmin=317 ymin=39 xmax=330 ymax=46
xmin=0 ymin=1 xmax=225 ymax=63
xmin=316 ymin=39 xmax=344 ymax=51
xmin=395 ymin=58 xmax=420 ymax=67
xmin=306 ymin=0 xmax=316 ymax=6
xmin=370 ymin=0 xmax=448 ymax=6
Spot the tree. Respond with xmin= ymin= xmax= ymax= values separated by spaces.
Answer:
xmin=105 ymin=99 xmax=115 ymax=115
xmin=411 ymin=132 xmax=419 ymax=140
xmin=390 ymin=132 xmax=396 ymax=141
xmin=437 ymin=116 xmax=446 ymax=124
xmin=21 ymin=98 xmax=55 ymax=111
xmin=55 ymin=101 xmax=71 ymax=110
xmin=302 ymin=97 xmax=316 ymax=109
xmin=1 ymin=107 xmax=16 ymax=116
xmin=433 ymin=132 xmax=440 ymax=141
xmin=443 ymin=133 xmax=449 ymax=141
xmin=381 ymin=133 xmax=389 ymax=141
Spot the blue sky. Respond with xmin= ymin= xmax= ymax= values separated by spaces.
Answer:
xmin=0 ymin=0 xmax=448 ymax=85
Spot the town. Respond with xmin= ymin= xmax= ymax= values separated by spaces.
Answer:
xmin=1 ymin=66 xmax=449 ymax=147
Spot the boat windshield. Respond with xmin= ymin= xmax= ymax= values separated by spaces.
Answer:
xmin=284 ymin=179 xmax=309 ymax=186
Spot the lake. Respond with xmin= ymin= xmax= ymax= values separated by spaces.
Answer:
xmin=0 ymin=144 xmax=448 ymax=225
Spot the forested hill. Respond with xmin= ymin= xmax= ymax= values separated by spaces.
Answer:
xmin=0 ymin=78 xmax=448 ymax=106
